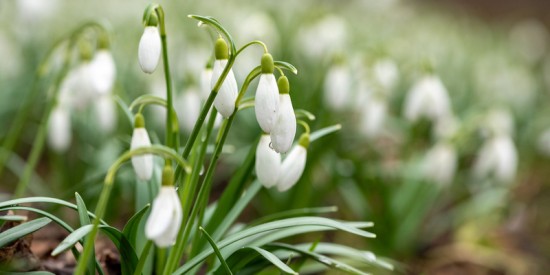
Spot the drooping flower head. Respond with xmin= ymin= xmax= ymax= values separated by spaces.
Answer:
xmin=277 ymin=133 xmax=309 ymax=192
xmin=48 ymin=105 xmax=71 ymax=153
xmin=255 ymin=134 xmax=281 ymax=188
xmin=138 ymin=14 xmax=161 ymax=74
xmin=323 ymin=60 xmax=352 ymax=111
xmin=270 ymin=75 xmax=296 ymax=153
xmin=145 ymin=165 xmax=182 ymax=247
xmin=255 ymin=53 xmax=279 ymax=133
xmin=211 ymin=38 xmax=238 ymax=118
xmin=131 ymin=113 xmax=153 ymax=181
xmin=89 ymin=46 xmax=116 ymax=95
xmin=403 ymin=74 xmax=451 ymax=124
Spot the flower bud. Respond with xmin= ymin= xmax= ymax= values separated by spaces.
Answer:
xmin=131 ymin=114 xmax=153 ymax=181
xmin=255 ymin=134 xmax=281 ymax=188
xmin=255 ymin=56 xmax=279 ymax=133
xmin=145 ymin=186 xmax=182 ymax=247
xmin=270 ymin=76 xmax=296 ymax=153
xmin=211 ymin=59 xmax=238 ymax=118
xmin=138 ymin=26 xmax=161 ymax=74
xmin=277 ymin=134 xmax=308 ymax=192
xmin=48 ymin=106 xmax=71 ymax=153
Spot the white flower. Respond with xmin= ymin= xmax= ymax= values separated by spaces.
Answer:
xmin=472 ymin=135 xmax=518 ymax=183
xmin=255 ymin=135 xmax=281 ymax=188
xmin=421 ymin=142 xmax=457 ymax=186
xmin=145 ymin=186 xmax=182 ymax=247
xmin=48 ymin=106 xmax=71 ymax=153
xmin=89 ymin=50 xmax=116 ymax=95
xmin=138 ymin=26 xmax=161 ymax=74
xmin=358 ymin=95 xmax=387 ymax=139
xmin=176 ymin=89 xmax=201 ymax=133
xmin=94 ymin=95 xmax=117 ymax=134
xmin=323 ymin=64 xmax=351 ymax=111
xmin=255 ymin=74 xmax=279 ymax=133
xmin=270 ymin=94 xmax=296 ymax=153
xmin=277 ymin=144 xmax=307 ymax=192
xmin=200 ymin=68 xmax=213 ymax=100
xmin=69 ymin=62 xmax=96 ymax=110
xmin=403 ymin=75 xmax=451 ymax=123
xmin=131 ymin=127 xmax=153 ymax=181
xmin=373 ymin=59 xmax=399 ymax=91
xmin=211 ymin=60 xmax=238 ymax=118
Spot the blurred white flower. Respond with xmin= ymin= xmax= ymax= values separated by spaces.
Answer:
xmin=145 ymin=186 xmax=182 ymax=247
xmin=358 ymin=95 xmax=387 ymax=139
xmin=472 ymin=135 xmax=518 ymax=183
xmin=373 ymin=59 xmax=399 ymax=92
xmin=131 ymin=127 xmax=153 ymax=181
xmin=200 ymin=67 xmax=213 ymax=100
xmin=47 ymin=106 xmax=71 ymax=153
xmin=69 ymin=62 xmax=96 ymax=110
xmin=176 ymin=88 xmax=201 ymax=133
xmin=422 ymin=142 xmax=457 ymax=186
xmin=138 ymin=26 xmax=161 ymax=74
xmin=255 ymin=73 xmax=279 ymax=133
xmin=211 ymin=59 xmax=238 ymax=118
xmin=509 ymin=19 xmax=549 ymax=64
xmin=17 ymin=0 xmax=59 ymax=24
xmin=537 ymin=128 xmax=550 ymax=157
xmin=89 ymin=50 xmax=116 ymax=95
xmin=323 ymin=64 xmax=352 ymax=111
xmin=271 ymin=93 xmax=296 ymax=153
xmin=403 ymin=75 xmax=451 ymax=123
xmin=94 ymin=95 xmax=117 ymax=134
xmin=277 ymin=143 xmax=307 ymax=192
xmin=296 ymin=15 xmax=348 ymax=59
xmin=255 ymin=134 xmax=281 ymax=188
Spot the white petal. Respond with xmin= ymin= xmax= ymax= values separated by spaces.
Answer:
xmin=255 ymin=74 xmax=279 ymax=133
xmin=255 ymin=135 xmax=281 ymax=188
xmin=493 ymin=135 xmax=517 ymax=182
xmin=277 ymin=145 xmax=307 ymax=192
xmin=138 ymin=27 xmax=161 ymax=74
xmin=211 ymin=60 xmax=238 ymax=118
xmin=404 ymin=75 xmax=450 ymax=123
xmin=131 ymin=128 xmax=153 ymax=181
xmin=359 ymin=96 xmax=387 ymax=139
xmin=48 ymin=107 xmax=71 ymax=153
xmin=89 ymin=50 xmax=116 ymax=95
xmin=94 ymin=95 xmax=117 ymax=134
xmin=145 ymin=187 xmax=181 ymax=247
xmin=373 ymin=59 xmax=399 ymax=91
xmin=270 ymin=94 xmax=296 ymax=153
xmin=323 ymin=65 xmax=351 ymax=111
xmin=70 ymin=62 xmax=95 ymax=110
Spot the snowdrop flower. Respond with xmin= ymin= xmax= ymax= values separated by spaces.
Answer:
xmin=176 ymin=88 xmax=201 ymax=133
xmin=17 ymin=0 xmax=59 ymax=24
xmin=296 ymin=15 xmax=348 ymax=59
xmin=421 ymin=142 xmax=457 ymax=186
xmin=270 ymin=76 xmax=296 ymax=153
xmin=358 ymin=95 xmax=387 ymax=139
xmin=131 ymin=114 xmax=153 ymax=181
xmin=277 ymin=134 xmax=309 ymax=192
xmin=138 ymin=25 xmax=161 ymax=74
xmin=211 ymin=38 xmax=238 ymax=118
xmin=403 ymin=74 xmax=451 ymax=123
xmin=94 ymin=95 xmax=117 ymax=134
xmin=89 ymin=49 xmax=116 ymax=95
xmin=48 ymin=106 xmax=71 ymax=153
xmin=323 ymin=63 xmax=352 ymax=111
xmin=255 ymin=53 xmax=279 ymax=133
xmin=200 ymin=67 xmax=213 ymax=100
xmin=373 ymin=58 xmax=399 ymax=92
xmin=255 ymin=134 xmax=281 ymax=188
xmin=69 ymin=62 xmax=96 ymax=110
xmin=145 ymin=167 xmax=182 ymax=247
xmin=472 ymin=135 xmax=518 ymax=183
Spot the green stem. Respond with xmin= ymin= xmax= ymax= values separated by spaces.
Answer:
xmin=133 ymin=240 xmax=153 ymax=275
xmin=235 ymin=40 xmax=268 ymax=56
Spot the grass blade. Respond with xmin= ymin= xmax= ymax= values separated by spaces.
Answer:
xmin=0 ymin=217 xmax=51 ymax=248
xmin=199 ymin=227 xmax=233 ymax=275
xmin=52 ymin=224 xmax=93 ymax=256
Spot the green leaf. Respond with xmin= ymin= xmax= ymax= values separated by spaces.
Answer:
xmin=294 ymin=109 xmax=316 ymax=121
xmin=75 ymin=193 xmax=95 ymax=275
xmin=293 ymin=243 xmax=393 ymax=270
xmin=173 ymin=217 xmax=375 ymax=274
xmin=100 ymin=226 xmax=139 ymax=275
xmin=274 ymin=61 xmax=298 ymax=75
xmin=114 ymin=95 xmax=134 ymax=126
xmin=199 ymin=227 xmax=233 ymax=275
xmin=52 ymin=224 xmax=93 ymax=256
xmin=0 ymin=215 xmax=27 ymax=222
xmin=122 ymin=204 xmax=151 ymax=249
xmin=246 ymin=246 xmax=297 ymax=274
xmin=248 ymin=206 xmax=338 ymax=227
xmin=310 ymin=124 xmax=342 ymax=142
xmin=265 ymin=243 xmax=370 ymax=275
xmin=0 ymin=217 xmax=51 ymax=248
xmin=129 ymin=94 xmax=167 ymax=111
xmin=1 ymin=272 xmax=56 ymax=275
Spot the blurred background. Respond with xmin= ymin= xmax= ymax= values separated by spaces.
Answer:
xmin=1 ymin=0 xmax=550 ymax=273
